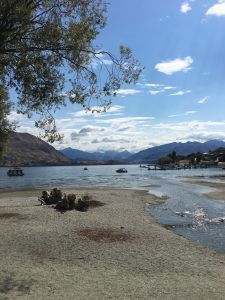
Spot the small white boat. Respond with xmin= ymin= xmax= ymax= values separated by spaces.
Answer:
xmin=7 ymin=167 xmax=24 ymax=176
xmin=116 ymin=168 xmax=128 ymax=173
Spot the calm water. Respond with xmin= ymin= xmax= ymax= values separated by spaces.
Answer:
xmin=1 ymin=165 xmax=225 ymax=252
xmin=0 ymin=165 xmax=224 ymax=190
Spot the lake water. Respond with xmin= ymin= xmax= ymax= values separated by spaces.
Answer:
xmin=1 ymin=165 xmax=225 ymax=253
xmin=0 ymin=165 xmax=224 ymax=190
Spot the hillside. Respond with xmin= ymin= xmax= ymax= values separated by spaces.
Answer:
xmin=127 ymin=140 xmax=225 ymax=163
xmin=1 ymin=132 xmax=72 ymax=166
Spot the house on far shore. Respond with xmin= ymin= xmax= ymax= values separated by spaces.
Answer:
xmin=200 ymin=160 xmax=216 ymax=167
xmin=218 ymin=162 xmax=225 ymax=168
xmin=178 ymin=159 xmax=190 ymax=167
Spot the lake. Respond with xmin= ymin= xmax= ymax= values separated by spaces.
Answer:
xmin=0 ymin=165 xmax=224 ymax=190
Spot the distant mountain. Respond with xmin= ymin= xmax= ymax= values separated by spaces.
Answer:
xmin=1 ymin=132 xmax=72 ymax=166
xmin=2 ymin=133 xmax=225 ymax=167
xmin=127 ymin=140 xmax=225 ymax=163
xmin=60 ymin=148 xmax=94 ymax=161
xmin=60 ymin=148 xmax=132 ymax=162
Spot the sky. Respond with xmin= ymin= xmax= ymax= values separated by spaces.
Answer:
xmin=10 ymin=0 xmax=225 ymax=153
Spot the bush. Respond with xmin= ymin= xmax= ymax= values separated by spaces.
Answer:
xmin=38 ymin=188 xmax=91 ymax=212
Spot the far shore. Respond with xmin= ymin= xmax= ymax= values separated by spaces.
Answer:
xmin=1 ymin=187 xmax=225 ymax=299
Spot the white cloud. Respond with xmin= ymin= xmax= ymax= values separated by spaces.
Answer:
xmin=92 ymin=137 xmax=130 ymax=144
xmin=137 ymin=83 xmax=164 ymax=88
xmin=7 ymin=111 xmax=27 ymax=122
xmin=117 ymin=125 xmax=135 ymax=132
xmin=137 ymin=83 xmax=177 ymax=95
xmin=57 ymin=115 xmax=157 ymax=152
xmin=137 ymin=83 xmax=176 ymax=95
xmin=152 ymin=120 xmax=225 ymax=131
xmin=206 ymin=1 xmax=225 ymax=16
xmin=168 ymin=111 xmax=197 ymax=118
xmin=149 ymin=90 xmax=164 ymax=95
xmin=95 ymin=116 xmax=155 ymax=125
xmin=14 ymin=113 xmax=225 ymax=153
xmin=177 ymin=132 xmax=225 ymax=141
xmin=198 ymin=96 xmax=208 ymax=104
xmin=107 ymin=105 xmax=124 ymax=113
xmin=55 ymin=118 xmax=88 ymax=130
xmin=155 ymin=56 xmax=193 ymax=75
xmin=116 ymin=89 xmax=142 ymax=96
xmin=185 ymin=110 xmax=197 ymax=115
xmin=164 ymin=86 xmax=176 ymax=90
xmin=71 ymin=126 xmax=106 ymax=140
xmin=169 ymin=90 xmax=191 ymax=96
xmin=180 ymin=2 xmax=192 ymax=13
xmin=91 ymin=52 xmax=113 ymax=68
xmin=70 ymin=105 xmax=124 ymax=117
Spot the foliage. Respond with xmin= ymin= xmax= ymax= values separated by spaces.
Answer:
xmin=168 ymin=150 xmax=177 ymax=163
xmin=158 ymin=148 xmax=225 ymax=167
xmin=187 ymin=152 xmax=202 ymax=164
xmin=0 ymin=0 xmax=143 ymax=145
xmin=158 ymin=155 xmax=172 ymax=166
xmin=0 ymin=85 xmax=15 ymax=157
xmin=158 ymin=151 xmax=185 ymax=165
xmin=214 ymin=148 xmax=225 ymax=162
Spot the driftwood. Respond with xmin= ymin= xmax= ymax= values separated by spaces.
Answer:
xmin=38 ymin=188 xmax=91 ymax=211
xmin=38 ymin=188 xmax=62 ymax=205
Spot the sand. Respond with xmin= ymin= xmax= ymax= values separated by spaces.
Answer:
xmin=1 ymin=188 xmax=225 ymax=299
xmin=184 ymin=178 xmax=225 ymax=201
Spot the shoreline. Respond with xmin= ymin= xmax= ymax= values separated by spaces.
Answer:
xmin=183 ymin=178 xmax=225 ymax=201
xmin=1 ymin=188 xmax=225 ymax=299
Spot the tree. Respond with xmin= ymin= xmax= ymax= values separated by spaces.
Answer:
xmin=0 ymin=0 xmax=143 ymax=145
xmin=0 ymin=85 xmax=15 ymax=157
xmin=187 ymin=152 xmax=202 ymax=164
xmin=195 ymin=152 xmax=202 ymax=164
xmin=158 ymin=155 xmax=172 ymax=166
xmin=168 ymin=150 xmax=177 ymax=163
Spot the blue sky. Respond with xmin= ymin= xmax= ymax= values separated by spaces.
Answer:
xmin=11 ymin=0 xmax=225 ymax=152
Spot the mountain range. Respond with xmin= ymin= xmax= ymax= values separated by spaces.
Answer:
xmin=60 ymin=148 xmax=132 ymax=162
xmin=1 ymin=132 xmax=225 ymax=166
xmin=61 ymin=140 xmax=225 ymax=163
xmin=127 ymin=140 xmax=225 ymax=163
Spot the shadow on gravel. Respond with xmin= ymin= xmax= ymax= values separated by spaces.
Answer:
xmin=0 ymin=272 xmax=34 ymax=299
xmin=78 ymin=228 xmax=134 ymax=242
xmin=88 ymin=200 xmax=105 ymax=208
xmin=0 ymin=213 xmax=28 ymax=220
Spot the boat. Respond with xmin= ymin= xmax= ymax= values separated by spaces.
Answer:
xmin=7 ymin=167 xmax=24 ymax=176
xmin=116 ymin=168 xmax=128 ymax=173
xmin=139 ymin=164 xmax=148 ymax=168
xmin=83 ymin=167 xmax=88 ymax=171
xmin=148 ymin=166 xmax=166 ymax=170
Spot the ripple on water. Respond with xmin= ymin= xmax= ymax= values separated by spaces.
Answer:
xmin=146 ymin=178 xmax=225 ymax=253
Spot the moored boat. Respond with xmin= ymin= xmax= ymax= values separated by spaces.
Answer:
xmin=7 ymin=167 xmax=24 ymax=176
xmin=116 ymin=168 xmax=128 ymax=173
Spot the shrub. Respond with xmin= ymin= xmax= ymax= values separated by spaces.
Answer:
xmin=38 ymin=189 xmax=91 ymax=212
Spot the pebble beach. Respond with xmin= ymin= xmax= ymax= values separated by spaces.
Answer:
xmin=1 ymin=187 xmax=225 ymax=299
